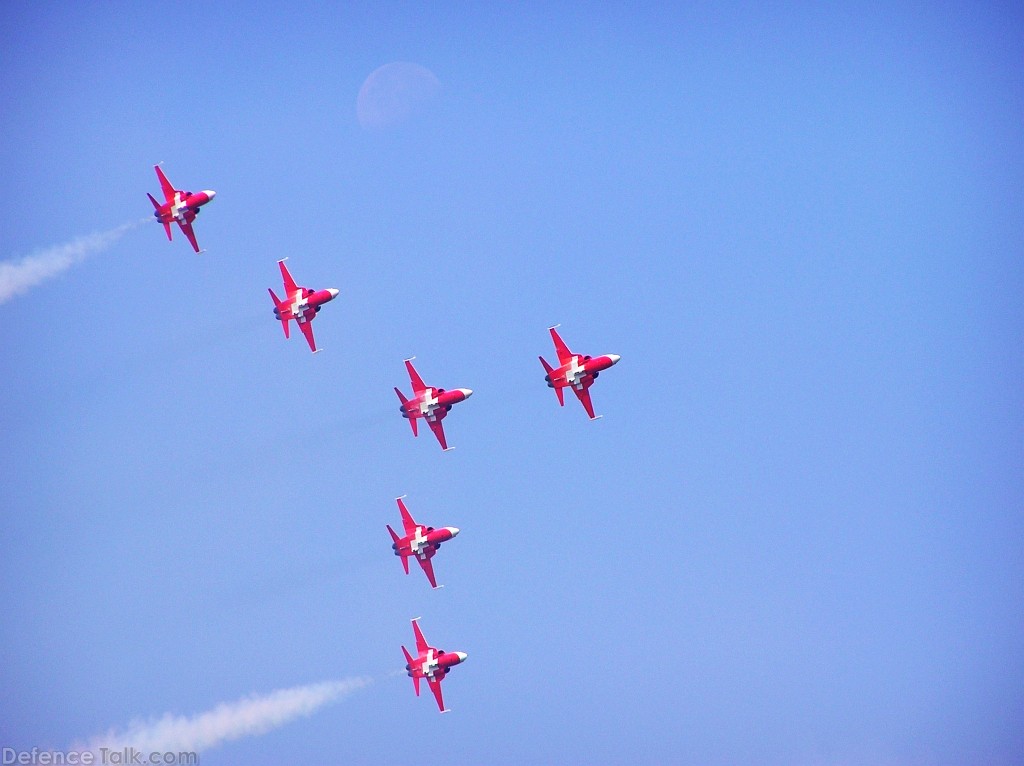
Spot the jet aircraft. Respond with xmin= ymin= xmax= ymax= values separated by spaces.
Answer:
xmin=401 ymin=618 xmax=467 ymax=713
xmin=268 ymin=259 xmax=339 ymax=353
xmin=146 ymin=164 xmax=216 ymax=252
xmin=387 ymin=497 xmax=459 ymax=589
xmin=539 ymin=325 xmax=620 ymax=419
xmin=394 ymin=358 xmax=472 ymax=451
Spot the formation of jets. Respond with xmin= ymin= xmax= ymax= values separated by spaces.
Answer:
xmin=145 ymin=167 xmax=622 ymax=713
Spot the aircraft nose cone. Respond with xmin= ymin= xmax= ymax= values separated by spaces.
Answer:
xmin=606 ymin=354 xmax=621 ymax=365
xmin=327 ymin=288 xmax=340 ymax=299
xmin=455 ymin=651 xmax=468 ymax=663
xmin=446 ymin=527 xmax=460 ymax=538
xmin=203 ymin=189 xmax=217 ymax=200
xmin=459 ymin=388 xmax=473 ymax=399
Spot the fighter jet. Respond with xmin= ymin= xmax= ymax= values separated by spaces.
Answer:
xmin=394 ymin=358 xmax=472 ymax=451
xmin=387 ymin=497 xmax=459 ymax=589
xmin=146 ymin=164 xmax=216 ymax=252
xmin=539 ymin=325 xmax=620 ymax=419
xmin=401 ymin=618 xmax=467 ymax=713
xmin=268 ymin=258 xmax=339 ymax=353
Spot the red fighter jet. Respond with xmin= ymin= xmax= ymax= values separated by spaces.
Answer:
xmin=539 ymin=325 xmax=621 ymax=419
xmin=268 ymin=259 xmax=339 ymax=353
xmin=395 ymin=358 xmax=473 ymax=451
xmin=146 ymin=165 xmax=216 ymax=252
xmin=387 ymin=497 xmax=460 ymax=589
xmin=401 ymin=618 xmax=468 ymax=714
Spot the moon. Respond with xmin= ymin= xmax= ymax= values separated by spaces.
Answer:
xmin=356 ymin=62 xmax=441 ymax=130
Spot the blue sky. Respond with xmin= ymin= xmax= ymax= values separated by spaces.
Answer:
xmin=1 ymin=2 xmax=1022 ymax=764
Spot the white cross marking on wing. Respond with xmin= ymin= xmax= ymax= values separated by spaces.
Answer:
xmin=411 ymin=527 xmax=428 ymax=556
xmin=423 ymin=649 xmax=439 ymax=678
xmin=171 ymin=192 xmax=192 ymax=224
xmin=420 ymin=390 xmax=439 ymax=418
xmin=567 ymin=356 xmax=586 ymax=389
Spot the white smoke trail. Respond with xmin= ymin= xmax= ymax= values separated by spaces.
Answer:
xmin=0 ymin=221 xmax=143 ymax=305
xmin=83 ymin=676 xmax=373 ymax=755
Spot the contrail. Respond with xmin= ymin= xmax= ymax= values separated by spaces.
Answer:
xmin=82 ymin=676 xmax=373 ymax=755
xmin=0 ymin=221 xmax=144 ymax=305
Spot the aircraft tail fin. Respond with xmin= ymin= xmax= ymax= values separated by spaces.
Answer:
xmin=540 ymin=356 xmax=565 ymax=406
xmin=268 ymin=288 xmax=290 ymax=338
xmin=394 ymin=388 xmax=418 ymax=436
xmin=386 ymin=523 xmax=401 ymax=545
xmin=386 ymin=524 xmax=410 ymax=574
xmin=401 ymin=645 xmax=420 ymax=696
xmin=146 ymin=192 xmax=161 ymax=211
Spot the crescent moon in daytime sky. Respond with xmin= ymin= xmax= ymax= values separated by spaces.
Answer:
xmin=356 ymin=62 xmax=441 ymax=130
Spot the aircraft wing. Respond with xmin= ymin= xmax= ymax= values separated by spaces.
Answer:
xmin=417 ymin=555 xmax=439 ymax=589
xmin=154 ymin=165 xmax=176 ymax=203
xmin=397 ymin=498 xmax=417 ymax=535
xmin=405 ymin=359 xmax=427 ymax=394
xmin=549 ymin=326 xmax=574 ymax=365
xmin=412 ymin=618 xmax=429 ymax=654
xmin=573 ymin=385 xmax=597 ymax=419
xmin=297 ymin=319 xmax=318 ymax=353
xmin=426 ymin=417 xmax=449 ymax=451
xmin=278 ymin=259 xmax=299 ymax=296
xmin=177 ymin=220 xmax=201 ymax=253
xmin=427 ymin=675 xmax=448 ymax=713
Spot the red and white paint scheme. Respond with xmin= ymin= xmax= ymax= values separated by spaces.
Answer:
xmin=394 ymin=358 xmax=473 ymax=451
xmin=267 ymin=258 xmax=339 ymax=353
xmin=146 ymin=165 xmax=216 ymax=253
xmin=401 ymin=618 xmax=468 ymax=714
xmin=387 ymin=497 xmax=459 ymax=589
xmin=539 ymin=325 xmax=621 ymax=419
